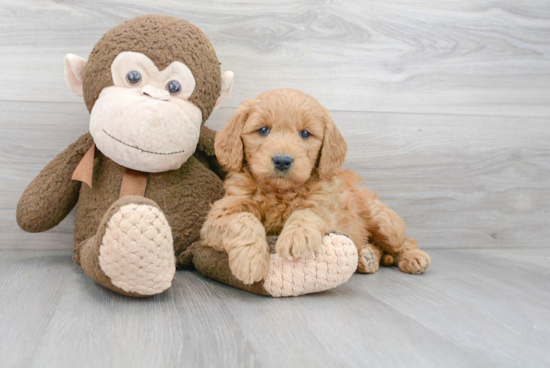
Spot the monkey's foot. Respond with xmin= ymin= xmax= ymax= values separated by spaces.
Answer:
xmin=262 ymin=233 xmax=358 ymax=297
xmin=79 ymin=196 xmax=175 ymax=297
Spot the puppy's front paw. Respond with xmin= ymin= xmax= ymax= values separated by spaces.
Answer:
xmin=398 ymin=249 xmax=431 ymax=274
xmin=276 ymin=225 xmax=323 ymax=260
xmin=227 ymin=239 xmax=270 ymax=285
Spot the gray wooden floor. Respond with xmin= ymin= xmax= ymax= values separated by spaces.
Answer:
xmin=1 ymin=248 xmax=550 ymax=368
xmin=1 ymin=0 xmax=549 ymax=367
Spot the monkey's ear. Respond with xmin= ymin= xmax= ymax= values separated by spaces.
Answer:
xmin=214 ymin=99 xmax=254 ymax=172
xmin=317 ymin=110 xmax=348 ymax=180
xmin=214 ymin=71 xmax=234 ymax=110
xmin=64 ymin=54 xmax=87 ymax=97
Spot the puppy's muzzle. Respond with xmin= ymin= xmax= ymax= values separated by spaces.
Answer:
xmin=273 ymin=155 xmax=293 ymax=172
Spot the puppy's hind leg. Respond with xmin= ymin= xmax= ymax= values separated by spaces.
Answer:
xmin=356 ymin=242 xmax=382 ymax=274
xmin=364 ymin=196 xmax=431 ymax=274
xmin=394 ymin=238 xmax=431 ymax=274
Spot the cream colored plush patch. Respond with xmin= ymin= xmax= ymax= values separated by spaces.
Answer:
xmin=89 ymin=51 xmax=203 ymax=173
xmin=99 ymin=203 xmax=176 ymax=296
xmin=263 ymin=233 xmax=358 ymax=297
xmin=64 ymin=53 xmax=87 ymax=96
xmin=111 ymin=52 xmax=196 ymax=100
xmin=90 ymin=86 xmax=201 ymax=173
xmin=214 ymin=71 xmax=234 ymax=110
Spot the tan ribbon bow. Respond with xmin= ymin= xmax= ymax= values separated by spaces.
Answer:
xmin=72 ymin=144 xmax=149 ymax=198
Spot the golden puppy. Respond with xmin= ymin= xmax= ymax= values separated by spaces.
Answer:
xmin=201 ymin=89 xmax=431 ymax=285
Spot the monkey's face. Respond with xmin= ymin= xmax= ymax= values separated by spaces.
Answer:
xmin=88 ymin=52 xmax=202 ymax=173
xmin=64 ymin=15 xmax=234 ymax=172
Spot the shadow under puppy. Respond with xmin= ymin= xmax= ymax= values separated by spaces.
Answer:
xmin=201 ymin=89 xmax=431 ymax=287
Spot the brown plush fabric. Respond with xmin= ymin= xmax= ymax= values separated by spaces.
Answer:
xmin=185 ymin=242 xmax=270 ymax=296
xmin=17 ymin=15 xmax=231 ymax=297
xmin=18 ymin=128 xmax=224 ymax=264
xmin=179 ymin=236 xmax=279 ymax=296
xmin=73 ymin=147 xmax=224 ymax=261
xmin=16 ymin=133 xmax=93 ymax=232
xmin=193 ymin=125 xmax=228 ymax=180
xmin=83 ymin=15 xmax=221 ymax=123
xmin=77 ymin=195 xmax=159 ymax=297
xmin=197 ymin=125 xmax=217 ymax=157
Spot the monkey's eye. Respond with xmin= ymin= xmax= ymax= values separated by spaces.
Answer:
xmin=126 ymin=71 xmax=142 ymax=85
xmin=299 ymin=130 xmax=311 ymax=139
xmin=167 ymin=80 xmax=182 ymax=95
xmin=258 ymin=126 xmax=270 ymax=136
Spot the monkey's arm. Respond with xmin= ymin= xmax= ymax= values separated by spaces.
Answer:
xmin=194 ymin=125 xmax=228 ymax=180
xmin=16 ymin=133 xmax=94 ymax=233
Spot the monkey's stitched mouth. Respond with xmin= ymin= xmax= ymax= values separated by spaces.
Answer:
xmin=102 ymin=129 xmax=185 ymax=155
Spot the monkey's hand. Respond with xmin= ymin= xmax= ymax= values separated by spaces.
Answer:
xmin=276 ymin=209 xmax=326 ymax=260
xmin=16 ymin=133 xmax=93 ymax=233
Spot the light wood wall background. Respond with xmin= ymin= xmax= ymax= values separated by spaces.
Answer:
xmin=1 ymin=0 xmax=549 ymax=249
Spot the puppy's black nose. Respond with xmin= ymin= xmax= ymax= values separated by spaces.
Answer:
xmin=273 ymin=155 xmax=293 ymax=171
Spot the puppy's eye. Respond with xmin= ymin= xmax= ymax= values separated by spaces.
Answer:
xmin=127 ymin=71 xmax=142 ymax=85
xmin=167 ymin=80 xmax=181 ymax=95
xmin=299 ymin=130 xmax=311 ymax=139
xmin=258 ymin=126 xmax=270 ymax=136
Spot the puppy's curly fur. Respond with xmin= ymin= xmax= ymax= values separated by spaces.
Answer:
xmin=201 ymin=89 xmax=430 ymax=284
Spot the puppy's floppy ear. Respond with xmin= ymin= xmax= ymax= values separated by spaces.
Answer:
xmin=215 ymin=99 xmax=254 ymax=172
xmin=317 ymin=109 xmax=347 ymax=180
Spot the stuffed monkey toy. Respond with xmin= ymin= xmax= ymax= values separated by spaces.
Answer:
xmin=17 ymin=15 xmax=358 ymax=298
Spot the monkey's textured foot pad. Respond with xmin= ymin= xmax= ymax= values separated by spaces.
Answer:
xmin=263 ymin=233 xmax=358 ymax=297
xmin=98 ymin=203 xmax=175 ymax=295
